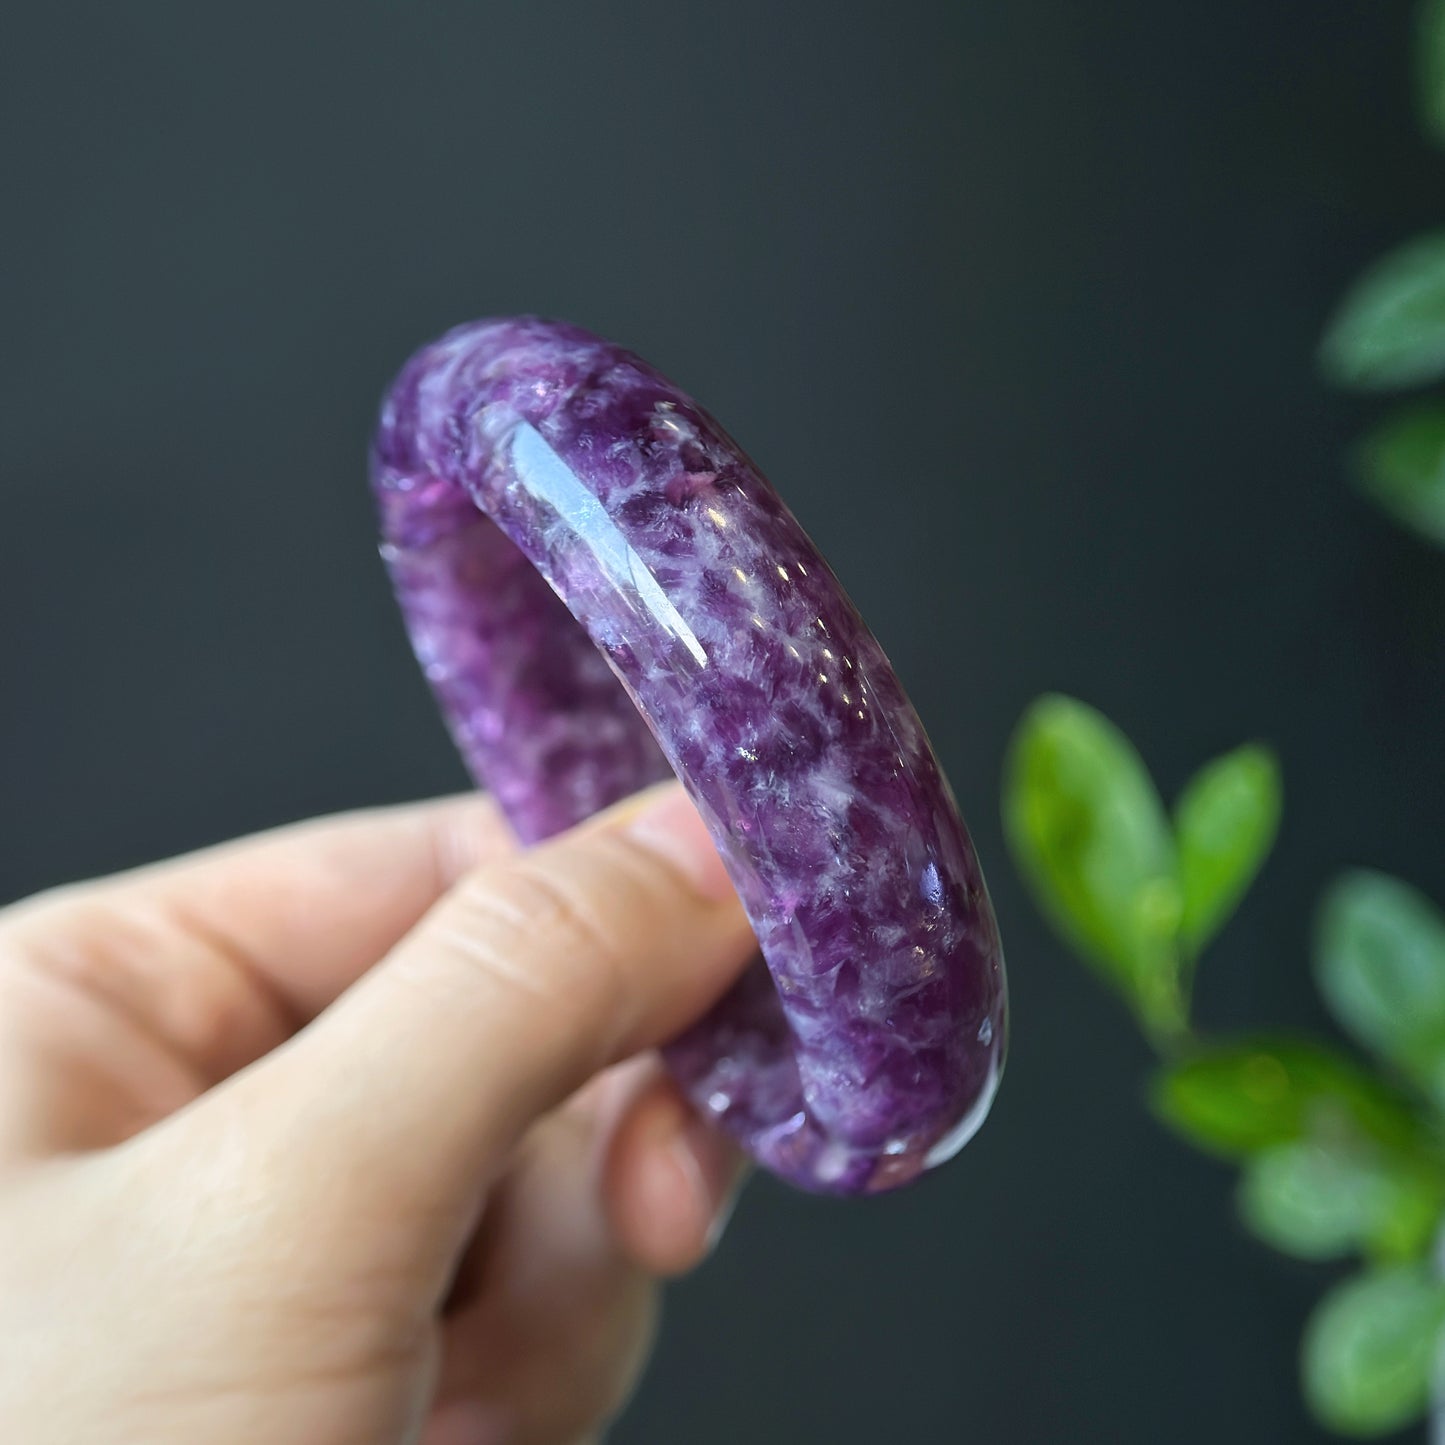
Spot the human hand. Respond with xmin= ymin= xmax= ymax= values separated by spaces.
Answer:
xmin=0 ymin=781 xmax=756 ymax=1445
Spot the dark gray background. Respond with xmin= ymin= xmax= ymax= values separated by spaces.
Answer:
xmin=4 ymin=2 xmax=1444 ymax=1440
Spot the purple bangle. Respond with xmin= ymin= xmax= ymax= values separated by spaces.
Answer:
xmin=371 ymin=317 xmax=1007 ymax=1195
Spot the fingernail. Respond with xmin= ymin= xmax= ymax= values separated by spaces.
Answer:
xmin=677 ymin=1113 xmax=749 ymax=1253
xmin=422 ymin=1401 xmax=511 ymax=1445
xmin=707 ymin=1167 xmax=747 ymax=1253
xmin=623 ymin=786 xmax=737 ymax=904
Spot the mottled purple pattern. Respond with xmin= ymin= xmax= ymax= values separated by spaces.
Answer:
xmin=372 ymin=317 xmax=1007 ymax=1194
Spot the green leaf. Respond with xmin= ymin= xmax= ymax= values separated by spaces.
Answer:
xmin=1320 ymin=232 xmax=1445 ymax=391
xmin=1003 ymin=695 xmax=1184 ymax=1036
xmin=1238 ymin=1141 xmax=1440 ymax=1263
xmin=1418 ymin=0 xmax=1445 ymax=147
xmin=1174 ymin=744 xmax=1281 ymax=958
xmin=1316 ymin=871 xmax=1445 ymax=1108
xmin=1355 ymin=401 xmax=1445 ymax=546
xmin=1151 ymin=1038 xmax=1422 ymax=1160
xmin=1303 ymin=1266 xmax=1445 ymax=1436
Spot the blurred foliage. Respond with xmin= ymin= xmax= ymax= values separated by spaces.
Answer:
xmin=1005 ymin=7 xmax=1445 ymax=1433
xmin=1317 ymin=872 xmax=1445 ymax=1112
xmin=1304 ymin=1267 xmax=1445 ymax=1436
xmin=1419 ymin=0 xmax=1445 ymax=146
xmin=1240 ymin=1141 xmax=1442 ymax=1266
xmin=1003 ymin=696 xmax=1445 ymax=1436
xmin=1321 ymin=233 xmax=1445 ymax=392
xmin=1004 ymin=697 xmax=1277 ymax=1040
xmin=1355 ymin=403 xmax=1445 ymax=547
xmin=1151 ymin=1039 xmax=1423 ymax=1162
xmin=1319 ymin=1 xmax=1445 ymax=547
xmin=1175 ymin=745 xmax=1282 ymax=960
xmin=1002 ymin=696 xmax=1185 ymax=1039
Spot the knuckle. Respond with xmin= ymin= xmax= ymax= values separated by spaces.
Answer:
xmin=437 ymin=859 xmax=632 ymax=1021
xmin=0 ymin=890 xmax=277 ymax=1090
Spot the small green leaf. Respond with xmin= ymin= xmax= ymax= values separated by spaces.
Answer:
xmin=1238 ymin=1141 xmax=1440 ymax=1263
xmin=1316 ymin=871 xmax=1445 ymax=1108
xmin=1174 ymin=744 xmax=1281 ymax=958
xmin=1303 ymin=1265 xmax=1445 ymax=1436
xmin=1321 ymin=232 xmax=1445 ymax=390
xmin=1355 ymin=401 xmax=1445 ymax=546
xmin=1417 ymin=0 xmax=1445 ymax=147
xmin=1003 ymin=695 xmax=1184 ymax=1036
xmin=1151 ymin=1039 xmax=1422 ymax=1160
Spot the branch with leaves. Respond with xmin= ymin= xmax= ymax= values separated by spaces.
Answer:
xmin=1319 ymin=0 xmax=1445 ymax=548
xmin=1004 ymin=696 xmax=1445 ymax=1437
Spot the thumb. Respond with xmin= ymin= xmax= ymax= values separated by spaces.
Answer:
xmin=220 ymin=781 xmax=754 ymax=1267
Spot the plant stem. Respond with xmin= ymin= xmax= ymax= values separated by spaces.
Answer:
xmin=1433 ymin=1223 xmax=1445 ymax=1445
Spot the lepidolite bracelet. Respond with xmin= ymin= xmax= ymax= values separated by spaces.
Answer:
xmin=371 ymin=317 xmax=1007 ymax=1194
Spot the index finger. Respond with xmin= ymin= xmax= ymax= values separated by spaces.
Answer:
xmin=0 ymin=793 xmax=515 ymax=1092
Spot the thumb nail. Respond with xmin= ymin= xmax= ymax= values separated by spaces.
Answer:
xmin=421 ymin=1401 xmax=511 ymax=1445
xmin=622 ymin=786 xmax=738 ymax=905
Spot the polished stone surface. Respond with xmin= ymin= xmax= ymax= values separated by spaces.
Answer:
xmin=373 ymin=317 xmax=1006 ymax=1192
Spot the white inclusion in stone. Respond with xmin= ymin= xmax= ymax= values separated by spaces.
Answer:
xmin=509 ymin=421 xmax=709 ymax=667
xmin=814 ymin=1140 xmax=855 ymax=1185
xmin=808 ymin=765 xmax=859 ymax=817
xmin=919 ymin=860 xmax=945 ymax=909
